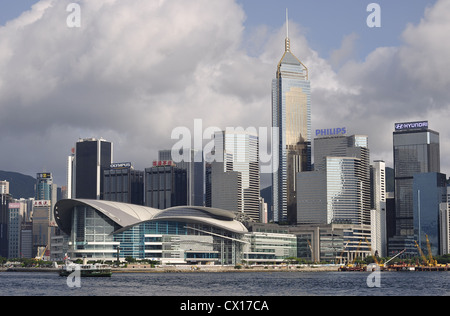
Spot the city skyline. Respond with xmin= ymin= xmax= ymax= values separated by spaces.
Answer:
xmin=0 ymin=0 xmax=449 ymax=189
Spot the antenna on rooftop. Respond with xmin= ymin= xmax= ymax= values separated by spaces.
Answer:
xmin=286 ymin=8 xmax=289 ymax=39
xmin=285 ymin=8 xmax=290 ymax=52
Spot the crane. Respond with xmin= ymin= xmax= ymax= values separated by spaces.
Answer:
xmin=35 ymin=245 xmax=48 ymax=261
xmin=365 ymin=237 xmax=381 ymax=266
xmin=414 ymin=240 xmax=428 ymax=266
xmin=307 ymin=240 xmax=315 ymax=263
xmin=384 ymin=248 xmax=406 ymax=266
xmin=425 ymin=235 xmax=437 ymax=266
xmin=337 ymin=240 xmax=350 ymax=265
xmin=351 ymin=240 xmax=363 ymax=266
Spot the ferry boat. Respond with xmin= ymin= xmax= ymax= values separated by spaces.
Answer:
xmin=58 ymin=255 xmax=112 ymax=277
xmin=59 ymin=263 xmax=112 ymax=277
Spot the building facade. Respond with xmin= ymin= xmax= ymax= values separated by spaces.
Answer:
xmin=7 ymin=202 xmax=25 ymax=258
xmin=0 ymin=181 xmax=9 ymax=195
xmin=103 ymin=163 xmax=144 ymax=205
xmin=297 ymin=135 xmax=371 ymax=226
xmin=145 ymin=163 xmax=187 ymax=210
xmin=272 ymin=20 xmax=311 ymax=224
xmin=441 ymin=187 xmax=450 ymax=254
xmin=73 ymin=138 xmax=112 ymax=200
xmin=212 ymin=130 xmax=260 ymax=222
xmin=412 ymin=172 xmax=447 ymax=256
xmin=159 ymin=149 xmax=204 ymax=207
xmin=391 ymin=121 xmax=440 ymax=255
xmin=35 ymin=173 xmax=57 ymax=222
xmin=54 ymin=199 xmax=248 ymax=265
xmin=370 ymin=160 xmax=387 ymax=257
xmin=0 ymin=193 xmax=13 ymax=257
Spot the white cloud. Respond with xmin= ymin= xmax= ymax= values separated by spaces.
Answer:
xmin=0 ymin=0 xmax=449 ymax=188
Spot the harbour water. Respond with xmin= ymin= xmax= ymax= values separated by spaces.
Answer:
xmin=0 ymin=271 xmax=448 ymax=296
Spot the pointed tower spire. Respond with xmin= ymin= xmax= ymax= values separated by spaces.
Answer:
xmin=285 ymin=8 xmax=290 ymax=52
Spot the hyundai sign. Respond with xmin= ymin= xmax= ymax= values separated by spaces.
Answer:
xmin=395 ymin=121 xmax=428 ymax=131
xmin=315 ymin=127 xmax=347 ymax=137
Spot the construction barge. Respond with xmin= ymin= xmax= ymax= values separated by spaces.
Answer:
xmin=338 ymin=264 xmax=450 ymax=272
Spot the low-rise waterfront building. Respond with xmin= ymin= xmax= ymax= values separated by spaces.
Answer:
xmin=54 ymin=199 xmax=247 ymax=265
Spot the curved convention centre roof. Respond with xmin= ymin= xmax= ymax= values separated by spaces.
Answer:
xmin=54 ymin=199 xmax=248 ymax=236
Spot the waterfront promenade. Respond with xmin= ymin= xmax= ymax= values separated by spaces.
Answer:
xmin=0 ymin=264 xmax=340 ymax=274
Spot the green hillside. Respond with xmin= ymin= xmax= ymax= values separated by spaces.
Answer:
xmin=0 ymin=170 xmax=35 ymax=199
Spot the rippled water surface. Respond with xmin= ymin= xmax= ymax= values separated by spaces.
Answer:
xmin=0 ymin=271 xmax=448 ymax=296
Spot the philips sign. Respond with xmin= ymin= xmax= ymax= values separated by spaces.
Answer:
xmin=395 ymin=121 xmax=428 ymax=131
xmin=315 ymin=127 xmax=347 ymax=137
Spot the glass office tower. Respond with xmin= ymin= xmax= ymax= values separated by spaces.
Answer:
xmin=272 ymin=21 xmax=311 ymax=224
xmin=390 ymin=121 xmax=440 ymax=254
xmin=158 ymin=149 xmax=204 ymax=207
xmin=297 ymin=135 xmax=371 ymax=226
xmin=212 ymin=130 xmax=260 ymax=221
xmin=413 ymin=172 xmax=447 ymax=256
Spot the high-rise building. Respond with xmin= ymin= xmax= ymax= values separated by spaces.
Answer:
xmin=390 ymin=121 xmax=440 ymax=255
xmin=413 ymin=172 xmax=447 ymax=256
xmin=297 ymin=135 xmax=371 ymax=226
xmin=297 ymin=156 xmax=369 ymax=225
xmin=441 ymin=187 xmax=450 ymax=255
xmin=73 ymin=138 xmax=112 ymax=200
xmin=145 ymin=162 xmax=187 ymax=209
xmin=159 ymin=149 xmax=204 ymax=207
xmin=66 ymin=147 xmax=75 ymax=199
xmin=272 ymin=14 xmax=311 ymax=223
xmin=7 ymin=201 xmax=26 ymax=258
xmin=32 ymin=200 xmax=53 ymax=258
xmin=370 ymin=160 xmax=387 ymax=257
xmin=35 ymin=173 xmax=57 ymax=222
xmin=103 ymin=163 xmax=144 ymax=205
xmin=0 ymin=181 xmax=9 ymax=195
xmin=211 ymin=130 xmax=260 ymax=221
xmin=0 ymin=192 xmax=13 ymax=257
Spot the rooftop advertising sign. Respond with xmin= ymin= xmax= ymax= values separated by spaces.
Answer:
xmin=110 ymin=162 xmax=132 ymax=169
xmin=37 ymin=173 xmax=52 ymax=179
xmin=152 ymin=160 xmax=175 ymax=167
xmin=395 ymin=121 xmax=428 ymax=131
xmin=315 ymin=127 xmax=347 ymax=137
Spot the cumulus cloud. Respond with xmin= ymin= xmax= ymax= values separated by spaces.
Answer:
xmin=0 ymin=0 xmax=449 ymax=187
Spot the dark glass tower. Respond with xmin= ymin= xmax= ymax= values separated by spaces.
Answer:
xmin=144 ymin=165 xmax=187 ymax=209
xmin=390 ymin=121 xmax=440 ymax=254
xmin=103 ymin=165 xmax=144 ymax=205
xmin=74 ymin=138 xmax=112 ymax=200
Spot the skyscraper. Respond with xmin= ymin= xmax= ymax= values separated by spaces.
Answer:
xmin=212 ymin=130 xmax=260 ymax=221
xmin=158 ymin=149 xmax=204 ymax=207
xmin=103 ymin=163 xmax=144 ymax=205
xmin=390 ymin=121 xmax=440 ymax=254
xmin=144 ymin=162 xmax=187 ymax=209
xmin=370 ymin=160 xmax=387 ymax=257
xmin=412 ymin=172 xmax=447 ymax=256
xmin=297 ymin=135 xmax=371 ymax=226
xmin=272 ymin=13 xmax=311 ymax=223
xmin=0 ymin=191 xmax=12 ymax=257
xmin=73 ymin=138 xmax=112 ymax=200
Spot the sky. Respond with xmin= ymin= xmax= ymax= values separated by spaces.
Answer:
xmin=0 ymin=0 xmax=448 ymax=191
